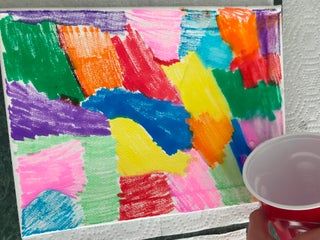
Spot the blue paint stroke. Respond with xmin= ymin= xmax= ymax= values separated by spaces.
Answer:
xmin=82 ymin=88 xmax=192 ymax=155
xmin=179 ymin=10 xmax=232 ymax=69
xmin=229 ymin=119 xmax=251 ymax=173
xmin=179 ymin=10 xmax=217 ymax=58
xmin=22 ymin=190 xmax=83 ymax=237
xmin=196 ymin=33 xmax=233 ymax=69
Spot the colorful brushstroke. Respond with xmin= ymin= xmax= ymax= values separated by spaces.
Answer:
xmin=0 ymin=7 xmax=283 ymax=237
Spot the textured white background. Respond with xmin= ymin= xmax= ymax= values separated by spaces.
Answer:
xmin=1 ymin=0 xmax=313 ymax=239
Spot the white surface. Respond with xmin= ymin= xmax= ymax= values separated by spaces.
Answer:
xmin=24 ymin=203 xmax=259 ymax=240
xmin=188 ymin=229 xmax=246 ymax=240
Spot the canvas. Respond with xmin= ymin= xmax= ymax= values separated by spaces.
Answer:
xmin=0 ymin=7 xmax=283 ymax=238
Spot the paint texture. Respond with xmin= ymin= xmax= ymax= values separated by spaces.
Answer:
xmin=112 ymin=25 xmax=181 ymax=103
xmin=211 ymin=146 xmax=251 ymax=205
xmin=16 ymin=135 xmax=119 ymax=224
xmin=17 ymin=140 xmax=86 ymax=208
xmin=217 ymin=8 xmax=259 ymax=57
xmin=58 ymin=25 xmax=123 ymax=96
xmin=168 ymin=149 xmax=221 ymax=212
xmin=213 ymin=69 xmax=282 ymax=120
xmin=110 ymin=118 xmax=190 ymax=176
xmin=188 ymin=113 xmax=233 ymax=167
xmin=179 ymin=10 xmax=216 ymax=58
xmin=22 ymin=190 xmax=83 ymax=237
xmin=82 ymin=88 xmax=191 ymax=155
xmin=126 ymin=9 xmax=183 ymax=63
xmin=7 ymin=82 xmax=110 ymax=141
xmin=6 ymin=10 xmax=127 ymax=32
xmin=256 ymin=10 xmax=281 ymax=55
xmin=230 ymin=52 xmax=282 ymax=88
xmin=240 ymin=110 xmax=283 ymax=149
xmin=229 ymin=119 xmax=251 ymax=172
xmin=119 ymin=173 xmax=174 ymax=220
xmin=163 ymin=52 xmax=231 ymax=120
xmin=0 ymin=16 xmax=84 ymax=101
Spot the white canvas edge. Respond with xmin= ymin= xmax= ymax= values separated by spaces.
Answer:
xmin=0 ymin=6 xmax=281 ymax=239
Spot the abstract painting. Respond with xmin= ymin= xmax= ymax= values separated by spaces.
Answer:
xmin=0 ymin=7 xmax=283 ymax=238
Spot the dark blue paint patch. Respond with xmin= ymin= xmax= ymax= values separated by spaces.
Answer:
xmin=22 ymin=190 xmax=83 ymax=237
xmin=82 ymin=88 xmax=192 ymax=155
xmin=229 ymin=119 xmax=251 ymax=173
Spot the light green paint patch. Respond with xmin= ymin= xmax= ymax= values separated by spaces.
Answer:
xmin=15 ymin=135 xmax=119 ymax=224
xmin=211 ymin=145 xmax=251 ymax=205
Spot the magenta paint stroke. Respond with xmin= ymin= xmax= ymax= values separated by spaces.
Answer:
xmin=6 ymin=82 xmax=110 ymax=140
xmin=126 ymin=9 xmax=183 ymax=63
xmin=239 ymin=110 xmax=284 ymax=149
xmin=18 ymin=140 xmax=87 ymax=208
xmin=255 ymin=10 xmax=281 ymax=55
xmin=168 ymin=149 xmax=222 ymax=212
xmin=4 ymin=10 xmax=127 ymax=32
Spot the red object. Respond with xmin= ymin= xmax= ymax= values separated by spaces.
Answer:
xmin=111 ymin=25 xmax=181 ymax=104
xmin=231 ymin=51 xmax=282 ymax=88
xmin=119 ymin=173 xmax=174 ymax=220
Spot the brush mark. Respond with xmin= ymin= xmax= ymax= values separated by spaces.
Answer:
xmin=210 ymin=145 xmax=251 ymax=205
xmin=109 ymin=118 xmax=190 ymax=176
xmin=168 ymin=149 xmax=222 ymax=212
xmin=255 ymin=10 xmax=281 ymax=56
xmin=17 ymin=140 xmax=86 ymax=208
xmin=126 ymin=9 xmax=183 ymax=63
xmin=230 ymin=52 xmax=282 ymax=88
xmin=196 ymin=32 xmax=233 ymax=70
xmin=22 ymin=190 xmax=83 ymax=236
xmin=0 ymin=16 xmax=84 ymax=101
xmin=178 ymin=10 xmax=217 ymax=58
xmin=4 ymin=10 xmax=127 ymax=32
xmin=119 ymin=173 xmax=174 ymax=220
xmin=16 ymin=135 xmax=120 ymax=224
xmin=239 ymin=110 xmax=283 ymax=149
xmin=82 ymin=88 xmax=191 ymax=155
xmin=58 ymin=25 xmax=123 ymax=96
xmin=111 ymin=25 xmax=181 ymax=104
xmin=229 ymin=119 xmax=251 ymax=172
xmin=213 ymin=69 xmax=282 ymax=121
xmin=162 ymin=52 xmax=231 ymax=121
xmin=7 ymin=82 xmax=110 ymax=140
xmin=188 ymin=113 xmax=233 ymax=167
xmin=217 ymin=8 xmax=259 ymax=57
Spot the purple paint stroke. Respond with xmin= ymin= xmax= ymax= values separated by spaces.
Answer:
xmin=255 ymin=10 xmax=281 ymax=56
xmin=7 ymin=81 xmax=110 ymax=140
xmin=4 ymin=10 xmax=127 ymax=32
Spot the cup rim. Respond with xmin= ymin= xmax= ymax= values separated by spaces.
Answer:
xmin=243 ymin=133 xmax=320 ymax=211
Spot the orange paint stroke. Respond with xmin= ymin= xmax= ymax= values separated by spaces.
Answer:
xmin=217 ymin=8 xmax=260 ymax=57
xmin=58 ymin=25 xmax=123 ymax=96
xmin=188 ymin=113 xmax=234 ymax=168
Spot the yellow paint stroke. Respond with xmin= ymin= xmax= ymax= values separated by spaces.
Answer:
xmin=110 ymin=118 xmax=190 ymax=176
xmin=162 ymin=52 xmax=233 ymax=166
xmin=188 ymin=113 xmax=233 ymax=167
xmin=162 ymin=52 xmax=231 ymax=121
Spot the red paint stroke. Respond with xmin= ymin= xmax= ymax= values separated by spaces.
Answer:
xmin=111 ymin=25 xmax=181 ymax=104
xmin=153 ymin=57 xmax=180 ymax=66
xmin=231 ymin=52 xmax=282 ymax=88
xmin=118 ymin=173 xmax=174 ymax=220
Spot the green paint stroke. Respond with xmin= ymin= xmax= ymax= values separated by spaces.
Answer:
xmin=213 ymin=69 xmax=282 ymax=121
xmin=0 ymin=16 xmax=84 ymax=102
xmin=211 ymin=145 xmax=251 ymax=205
xmin=15 ymin=135 xmax=119 ymax=224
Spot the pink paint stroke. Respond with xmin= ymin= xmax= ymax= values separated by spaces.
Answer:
xmin=18 ymin=140 xmax=87 ymax=208
xmin=168 ymin=149 xmax=222 ymax=212
xmin=239 ymin=110 xmax=284 ymax=149
xmin=126 ymin=9 xmax=183 ymax=63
